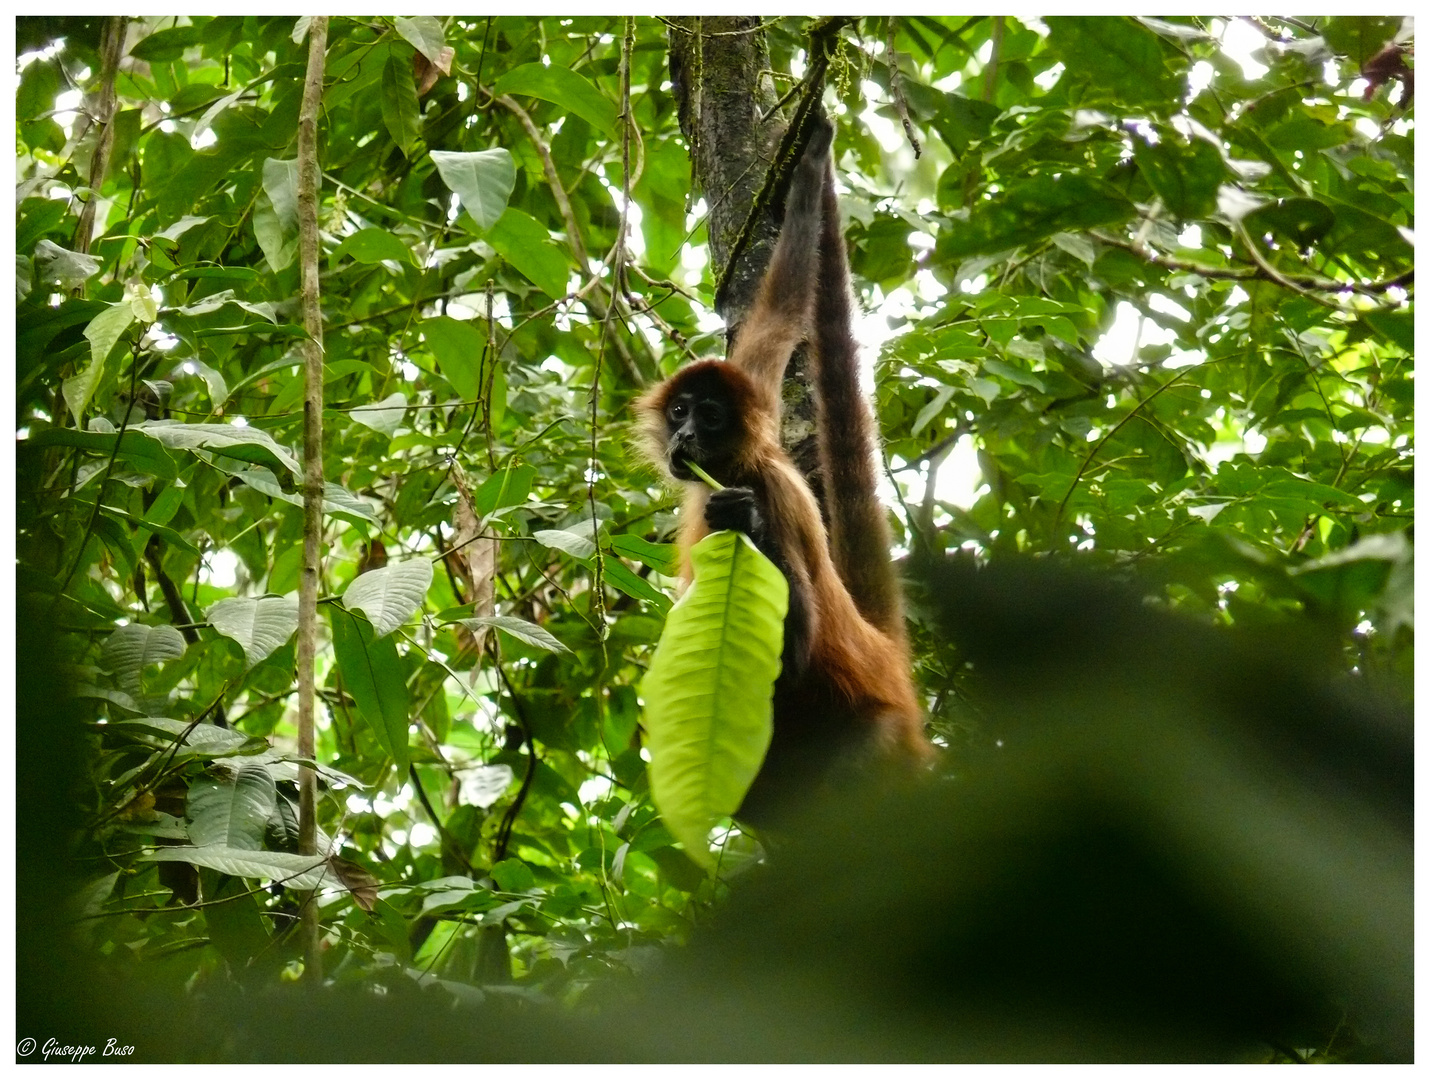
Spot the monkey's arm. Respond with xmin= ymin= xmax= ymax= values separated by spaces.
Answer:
xmin=728 ymin=120 xmax=835 ymax=406
xmin=809 ymin=154 xmax=904 ymax=636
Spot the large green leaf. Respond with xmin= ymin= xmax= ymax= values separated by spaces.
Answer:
xmin=493 ymin=62 xmax=617 ymax=136
xmin=133 ymin=420 xmax=301 ymax=478
xmin=23 ymin=427 xmax=178 ymax=480
xmin=63 ymin=302 xmax=134 ymax=424
xmin=380 ymin=49 xmax=421 ymax=157
xmin=142 ymin=846 xmax=331 ymax=890
xmin=485 ymin=207 xmax=571 ymax=298
xmin=641 ymin=531 xmax=788 ymax=868
xmin=1047 ymin=16 xmax=1183 ymax=108
xmin=329 ymin=607 xmax=411 ymax=774
xmin=420 ymin=315 xmax=484 ymax=400
xmin=101 ymin=623 xmax=186 ymax=696
xmin=1133 ymin=137 xmax=1228 ymax=221
xmin=187 ymin=765 xmax=278 ymax=850
xmin=938 ymin=175 xmax=1135 ymax=260
xmin=207 ymin=595 xmax=300 ymax=668
xmin=1321 ymin=16 xmax=1401 ymax=67
xmin=254 ymin=158 xmax=300 ymax=272
xmin=331 ymin=227 xmax=416 ymax=267
xmin=341 ymin=560 xmax=433 ymax=638
xmin=430 ymin=148 xmax=516 ymax=231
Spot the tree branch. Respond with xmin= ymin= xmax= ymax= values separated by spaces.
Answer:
xmin=294 ymin=12 xmax=329 ymax=983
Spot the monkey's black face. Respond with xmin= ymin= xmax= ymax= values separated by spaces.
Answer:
xmin=663 ymin=376 xmax=742 ymax=482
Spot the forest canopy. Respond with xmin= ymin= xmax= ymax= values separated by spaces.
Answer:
xmin=14 ymin=14 xmax=1413 ymax=1060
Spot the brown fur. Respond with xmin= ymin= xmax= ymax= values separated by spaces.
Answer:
xmin=636 ymin=122 xmax=932 ymax=822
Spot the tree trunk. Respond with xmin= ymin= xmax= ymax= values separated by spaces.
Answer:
xmin=667 ymin=16 xmax=834 ymax=488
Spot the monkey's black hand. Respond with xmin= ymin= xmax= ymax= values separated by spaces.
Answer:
xmin=803 ymin=114 xmax=834 ymax=164
xmin=705 ymin=486 xmax=765 ymax=543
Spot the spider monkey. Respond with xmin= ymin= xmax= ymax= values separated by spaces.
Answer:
xmin=639 ymin=118 xmax=932 ymax=824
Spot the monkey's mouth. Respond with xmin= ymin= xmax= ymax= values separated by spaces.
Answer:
xmin=669 ymin=453 xmax=696 ymax=481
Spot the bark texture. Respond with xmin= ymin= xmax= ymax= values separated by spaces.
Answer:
xmin=667 ymin=17 xmax=854 ymax=493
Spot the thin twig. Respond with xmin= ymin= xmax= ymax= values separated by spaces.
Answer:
xmin=294 ymin=13 xmax=330 ymax=983
xmin=885 ymin=19 xmax=922 ymax=158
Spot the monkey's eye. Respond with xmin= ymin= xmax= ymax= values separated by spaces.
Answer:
xmin=667 ymin=400 xmax=689 ymax=423
xmin=696 ymin=402 xmax=727 ymax=431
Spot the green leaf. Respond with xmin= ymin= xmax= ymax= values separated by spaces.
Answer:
xmin=332 ymin=227 xmax=416 ymax=266
xmin=493 ymin=62 xmax=617 ymax=136
xmin=33 ymin=239 xmax=101 ymax=289
xmin=1244 ymin=198 xmax=1337 ymax=248
xmin=394 ymin=16 xmax=449 ymax=66
xmin=342 ymin=561 xmax=434 ymax=637
xmin=610 ymin=534 xmax=679 ymax=576
xmin=207 ymin=595 xmax=300 ymax=668
xmin=938 ymin=175 xmax=1135 ymax=260
xmin=22 ymin=427 xmax=178 ymax=480
xmin=351 ymin=392 xmax=409 ymax=437
xmin=420 ymin=315 xmax=484 ymax=400
xmin=430 ymin=148 xmax=516 ymax=231
xmin=490 ymin=858 xmax=536 ymax=892
xmin=640 ymin=531 xmax=789 ymax=867
xmin=485 ymin=207 xmax=571 ymax=298
xmin=107 ymin=717 xmax=263 ymax=759
xmin=461 ymin=615 xmax=570 ymax=654
xmin=1047 ymin=16 xmax=1183 ymax=108
xmin=534 ymin=529 xmax=597 ymax=560
xmin=129 ymin=25 xmax=202 ymax=62
xmin=142 ymin=846 xmax=331 ymax=890
xmin=329 ymin=607 xmax=411 ymax=774
xmin=186 ymin=766 xmax=278 ymax=850
xmin=1321 ymin=16 xmax=1401 ymax=67
xmin=380 ymin=50 xmax=422 ymax=157
xmin=1133 ymin=138 xmax=1228 ymax=220
xmin=64 ymin=302 xmax=136 ymax=424
xmin=133 ymin=420 xmax=301 ymax=478
xmin=254 ymin=158 xmax=300 ymax=272
xmin=101 ymin=623 xmax=187 ymax=696
xmin=605 ymin=559 xmax=673 ymax=614
xmin=475 ymin=463 xmax=536 ymax=515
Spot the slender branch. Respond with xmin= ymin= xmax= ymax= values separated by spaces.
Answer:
xmin=885 ymin=20 xmax=921 ymax=158
xmin=294 ymin=13 xmax=330 ymax=983
xmin=1051 ymin=369 xmax=1192 ymax=541
xmin=72 ymin=16 xmax=128 ymax=259
xmin=1090 ymin=229 xmax=1413 ymax=300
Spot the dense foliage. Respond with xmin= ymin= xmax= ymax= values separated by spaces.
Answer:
xmin=15 ymin=14 xmax=1412 ymax=1011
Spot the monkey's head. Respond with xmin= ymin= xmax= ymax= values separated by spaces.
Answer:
xmin=637 ymin=359 xmax=775 ymax=486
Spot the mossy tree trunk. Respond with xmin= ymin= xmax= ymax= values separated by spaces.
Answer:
xmin=666 ymin=16 xmax=843 ymax=488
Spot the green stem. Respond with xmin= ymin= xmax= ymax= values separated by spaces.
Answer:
xmin=686 ymin=462 xmax=725 ymax=491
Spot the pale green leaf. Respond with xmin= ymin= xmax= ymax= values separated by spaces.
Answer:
xmin=461 ymin=614 xmax=570 ymax=654
xmin=394 ymin=16 xmax=448 ymax=66
xmin=254 ymin=157 xmax=300 ymax=271
xmin=430 ymin=148 xmax=516 ymax=231
xmin=342 ymin=560 xmax=434 ymax=637
xmin=186 ymin=765 xmax=277 ymax=850
xmin=206 ymin=594 xmax=300 ymax=667
xmin=641 ymin=531 xmax=789 ymax=868
xmin=142 ymin=846 xmax=331 ymax=890
xmin=134 ymin=420 xmax=300 ymax=477
xmin=64 ymin=302 xmax=135 ymax=423
xmin=351 ymin=392 xmax=409 ymax=437
xmin=534 ymin=528 xmax=597 ymax=560
xmin=33 ymin=238 xmax=101 ymax=288
xmin=101 ymin=623 xmax=186 ymax=696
